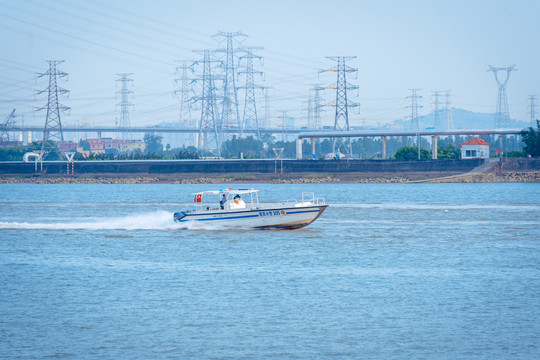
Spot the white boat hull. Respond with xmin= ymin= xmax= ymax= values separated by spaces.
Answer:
xmin=175 ymin=205 xmax=328 ymax=229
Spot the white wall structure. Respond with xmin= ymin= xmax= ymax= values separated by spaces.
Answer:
xmin=459 ymin=137 xmax=491 ymax=159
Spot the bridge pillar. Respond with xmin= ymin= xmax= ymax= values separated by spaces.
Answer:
xmin=296 ymin=138 xmax=303 ymax=160
xmin=381 ymin=136 xmax=387 ymax=159
xmin=311 ymin=137 xmax=316 ymax=159
xmin=431 ymin=135 xmax=438 ymax=159
xmin=499 ymin=135 xmax=503 ymax=157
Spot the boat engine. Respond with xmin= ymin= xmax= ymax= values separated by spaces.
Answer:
xmin=173 ymin=211 xmax=188 ymax=222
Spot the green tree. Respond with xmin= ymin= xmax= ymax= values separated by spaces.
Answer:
xmin=394 ymin=146 xmax=431 ymax=160
xmin=143 ymin=133 xmax=163 ymax=155
xmin=437 ymin=144 xmax=460 ymax=159
xmin=520 ymin=120 xmax=540 ymax=157
xmin=0 ymin=142 xmax=42 ymax=161
xmin=221 ymin=135 xmax=263 ymax=158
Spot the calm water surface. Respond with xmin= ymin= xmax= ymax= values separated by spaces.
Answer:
xmin=0 ymin=183 xmax=539 ymax=359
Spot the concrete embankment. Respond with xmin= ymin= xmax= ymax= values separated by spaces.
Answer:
xmin=417 ymin=158 xmax=540 ymax=183
xmin=0 ymin=158 xmax=482 ymax=176
xmin=1 ymin=158 xmax=538 ymax=183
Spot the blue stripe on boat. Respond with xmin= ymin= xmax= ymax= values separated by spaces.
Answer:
xmin=179 ymin=208 xmax=321 ymax=222
xmin=179 ymin=213 xmax=260 ymax=222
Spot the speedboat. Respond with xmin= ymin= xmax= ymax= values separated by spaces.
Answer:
xmin=173 ymin=188 xmax=328 ymax=229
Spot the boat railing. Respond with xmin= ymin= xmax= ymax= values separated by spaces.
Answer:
xmin=277 ymin=193 xmax=325 ymax=207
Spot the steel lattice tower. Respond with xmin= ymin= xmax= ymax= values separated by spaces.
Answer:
xmin=527 ymin=95 xmax=538 ymax=126
xmin=319 ymin=56 xmax=359 ymax=157
xmin=36 ymin=60 xmax=70 ymax=159
xmin=310 ymin=84 xmax=325 ymax=130
xmin=116 ymin=73 xmax=134 ymax=141
xmin=407 ymin=89 xmax=423 ymax=130
xmin=264 ymin=87 xmax=271 ymax=130
xmin=445 ymin=90 xmax=454 ymax=130
xmin=306 ymin=96 xmax=313 ymax=130
xmin=406 ymin=89 xmax=423 ymax=150
xmin=431 ymin=91 xmax=443 ymax=129
xmin=212 ymin=31 xmax=247 ymax=132
xmin=279 ymin=110 xmax=288 ymax=142
xmin=488 ymin=65 xmax=517 ymax=128
xmin=192 ymin=50 xmax=222 ymax=155
xmin=174 ymin=61 xmax=196 ymax=147
xmin=238 ymin=46 xmax=264 ymax=138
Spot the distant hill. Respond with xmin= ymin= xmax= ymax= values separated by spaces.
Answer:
xmin=395 ymin=108 xmax=529 ymax=130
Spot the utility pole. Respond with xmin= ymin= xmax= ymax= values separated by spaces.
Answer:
xmin=319 ymin=56 xmax=359 ymax=157
xmin=35 ymin=60 xmax=70 ymax=160
xmin=116 ymin=73 xmax=134 ymax=142
xmin=488 ymin=65 xmax=517 ymax=128
xmin=527 ymin=95 xmax=538 ymax=127
xmin=237 ymin=46 xmax=264 ymax=138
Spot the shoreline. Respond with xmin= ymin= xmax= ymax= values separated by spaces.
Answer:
xmin=1 ymin=171 xmax=538 ymax=184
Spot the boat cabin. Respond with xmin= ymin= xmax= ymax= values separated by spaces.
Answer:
xmin=193 ymin=188 xmax=260 ymax=211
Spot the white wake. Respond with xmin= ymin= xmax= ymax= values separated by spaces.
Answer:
xmin=0 ymin=210 xmax=186 ymax=231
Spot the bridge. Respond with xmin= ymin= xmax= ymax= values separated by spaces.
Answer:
xmin=295 ymin=128 xmax=524 ymax=159
xmin=7 ymin=125 xmax=525 ymax=160
xmin=13 ymin=126 xmax=307 ymax=135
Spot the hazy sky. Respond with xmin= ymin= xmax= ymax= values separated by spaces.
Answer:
xmin=1 ymin=0 xmax=538 ymax=129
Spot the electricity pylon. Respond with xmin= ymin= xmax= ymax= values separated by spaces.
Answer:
xmin=192 ymin=50 xmax=222 ymax=155
xmin=212 ymin=31 xmax=247 ymax=132
xmin=488 ymin=65 xmax=517 ymax=128
xmin=174 ymin=61 xmax=196 ymax=147
xmin=407 ymin=89 xmax=422 ymax=130
xmin=309 ymin=84 xmax=326 ymax=130
xmin=319 ymin=56 xmax=359 ymax=157
xmin=237 ymin=46 xmax=264 ymax=138
xmin=445 ymin=90 xmax=454 ymax=130
xmin=527 ymin=95 xmax=538 ymax=127
xmin=431 ymin=90 xmax=443 ymax=129
xmin=406 ymin=89 xmax=423 ymax=152
xmin=116 ymin=73 xmax=134 ymax=141
xmin=35 ymin=60 xmax=70 ymax=159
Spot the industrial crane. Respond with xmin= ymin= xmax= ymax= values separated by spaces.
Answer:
xmin=0 ymin=109 xmax=17 ymax=142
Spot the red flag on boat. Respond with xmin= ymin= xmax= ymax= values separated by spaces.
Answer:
xmin=194 ymin=194 xmax=202 ymax=203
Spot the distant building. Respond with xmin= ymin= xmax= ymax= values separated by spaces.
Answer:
xmin=119 ymin=140 xmax=145 ymax=153
xmin=459 ymin=137 xmax=491 ymax=159
xmin=0 ymin=141 xmax=23 ymax=148
xmin=59 ymin=141 xmax=78 ymax=152
xmin=77 ymin=138 xmax=145 ymax=156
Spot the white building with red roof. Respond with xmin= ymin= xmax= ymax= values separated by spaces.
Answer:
xmin=459 ymin=137 xmax=492 ymax=159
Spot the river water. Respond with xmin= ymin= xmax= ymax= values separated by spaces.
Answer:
xmin=0 ymin=183 xmax=539 ymax=359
